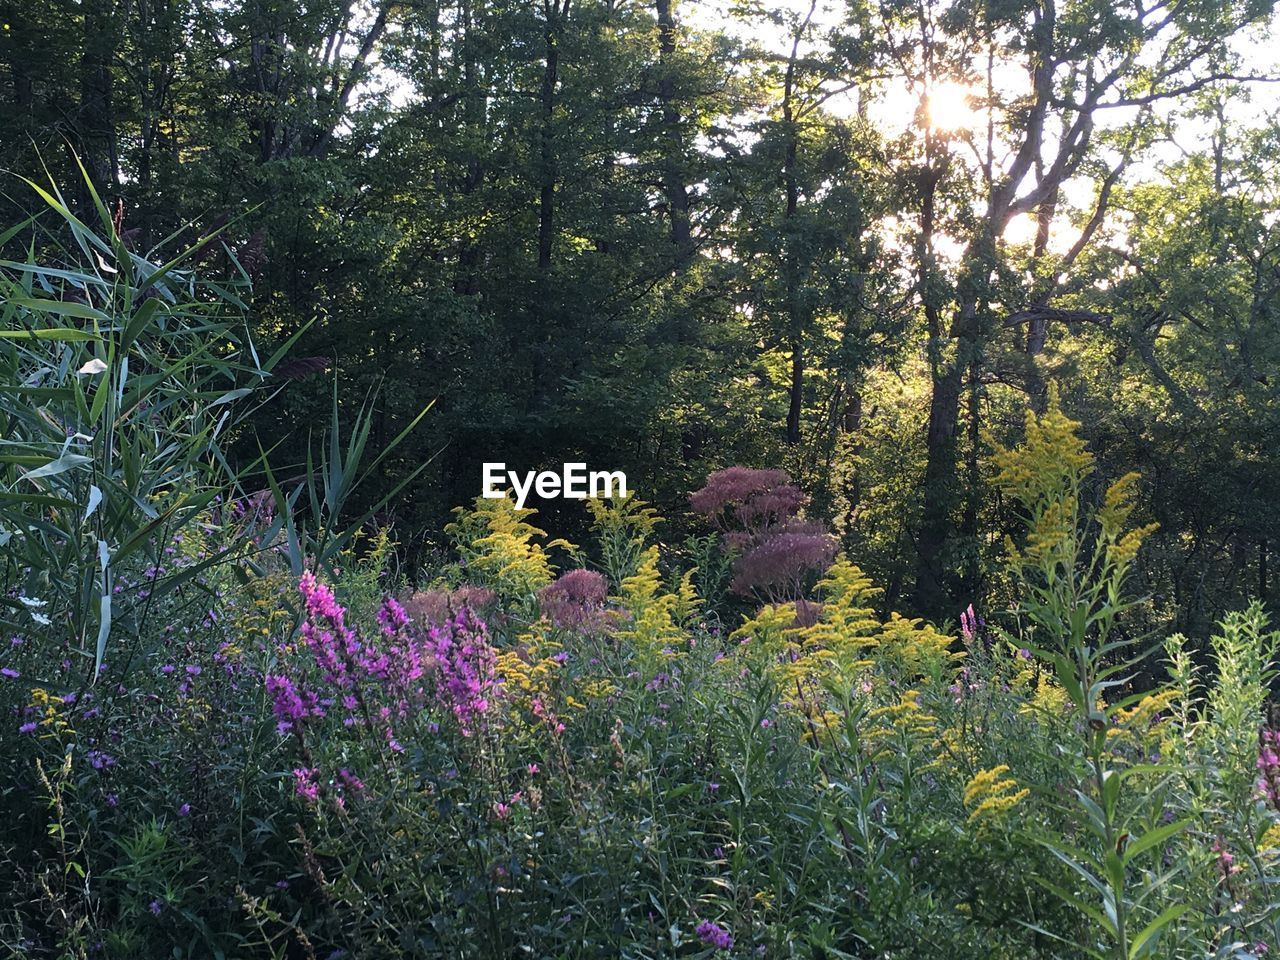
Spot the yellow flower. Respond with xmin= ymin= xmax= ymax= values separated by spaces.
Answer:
xmin=29 ymin=687 xmax=73 ymax=738
xmin=615 ymin=547 xmax=698 ymax=664
xmin=446 ymin=496 xmax=572 ymax=599
xmin=963 ymin=765 xmax=1029 ymax=830
xmin=1259 ymin=822 xmax=1280 ymax=856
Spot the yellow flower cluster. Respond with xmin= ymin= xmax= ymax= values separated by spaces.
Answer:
xmin=990 ymin=385 xmax=1093 ymax=514
xmin=228 ymin=570 xmax=295 ymax=650
xmin=1258 ymin=822 xmax=1280 ymax=857
xmin=446 ymin=496 xmax=573 ymax=599
xmin=866 ymin=689 xmax=940 ymax=759
xmin=496 ymin=627 xmax=564 ymax=702
xmin=579 ymin=678 xmax=618 ymax=702
xmin=1107 ymin=688 xmax=1179 ymax=742
xmin=28 ymin=687 xmax=72 ymax=739
xmin=730 ymin=559 xmax=959 ymax=711
xmin=963 ymin=765 xmax=1030 ymax=829
xmin=616 ymin=547 xmax=698 ymax=664
xmin=991 ymin=384 xmax=1158 ymax=624
xmin=1012 ymin=662 xmax=1071 ymax=717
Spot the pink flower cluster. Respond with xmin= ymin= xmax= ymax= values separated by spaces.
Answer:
xmin=691 ymin=466 xmax=836 ymax=605
xmin=690 ymin=467 xmax=800 ymax=538
xmin=1259 ymin=728 xmax=1280 ymax=808
xmin=426 ymin=606 xmax=498 ymax=737
xmin=728 ymin=520 xmax=836 ymax=602
xmin=267 ymin=572 xmax=501 ymax=802
xmin=538 ymin=568 xmax=609 ymax=630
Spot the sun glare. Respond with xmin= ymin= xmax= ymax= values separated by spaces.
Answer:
xmin=925 ymin=82 xmax=978 ymax=132
xmin=1003 ymin=213 xmax=1040 ymax=246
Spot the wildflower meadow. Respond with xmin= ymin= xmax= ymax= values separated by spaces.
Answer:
xmin=4 ymin=11 xmax=1280 ymax=952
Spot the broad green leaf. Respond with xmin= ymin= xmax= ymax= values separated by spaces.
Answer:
xmin=24 ymin=453 xmax=93 ymax=480
xmin=1121 ymin=819 xmax=1188 ymax=867
xmin=5 ymin=296 xmax=109 ymax=322
xmin=1128 ymin=903 xmax=1189 ymax=958
xmin=0 ymin=327 xmax=100 ymax=341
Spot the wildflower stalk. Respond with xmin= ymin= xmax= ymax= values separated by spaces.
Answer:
xmin=993 ymin=390 xmax=1187 ymax=960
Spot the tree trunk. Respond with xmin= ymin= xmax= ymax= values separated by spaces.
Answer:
xmin=455 ymin=0 xmax=484 ymax=296
xmin=537 ymin=0 xmax=565 ymax=275
xmin=654 ymin=0 xmax=693 ymax=268
xmin=915 ymin=327 xmax=969 ymax=615
xmin=78 ymin=0 xmax=118 ymax=212
xmin=782 ymin=27 xmax=804 ymax=445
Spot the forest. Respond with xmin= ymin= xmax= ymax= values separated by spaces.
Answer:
xmin=2 ymin=0 xmax=1280 ymax=955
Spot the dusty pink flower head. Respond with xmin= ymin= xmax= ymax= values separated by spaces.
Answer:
xmin=690 ymin=467 xmax=793 ymax=517
xmin=690 ymin=468 xmax=806 ymax=541
xmin=539 ymin=568 xmax=609 ymax=629
xmin=403 ymin=584 xmax=498 ymax=627
xmin=730 ymin=520 xmax=836 ymax=603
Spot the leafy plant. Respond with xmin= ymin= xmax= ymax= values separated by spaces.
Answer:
xmin=993 ymin=388 xmax=1182 ymax=959
xmin=0 ymin=160 xmax=296 ymax=677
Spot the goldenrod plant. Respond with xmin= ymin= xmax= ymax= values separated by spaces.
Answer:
xmin=444 ymin=495 xmax=573 ymax=608
xmin=993 ymin=387 xmax=1184 ymax=960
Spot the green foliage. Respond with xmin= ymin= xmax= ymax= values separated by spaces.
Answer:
xmin=3 ymin=0 xmax=1280 ymax=954
xmin=993 ymin=390 xmax=1185 ymax=959
xmin=584 ymin=494 xmax=660 ymax=589
xmin=3 ymin=467 xmax=1280 ymax=957
xmin=0 ymin=164 xmax=275 ymax=675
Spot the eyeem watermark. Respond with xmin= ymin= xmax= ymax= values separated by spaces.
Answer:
xmin=482 ymin=463 xmax=628 ymax=509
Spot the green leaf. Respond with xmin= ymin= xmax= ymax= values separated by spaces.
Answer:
xmin=1127 ymin=903 xmax=1189 ymax=958
xmin=94 ymin=590 xmax=111 ymax=678
xmin=24 ymin=453 xmax=93 ymax=480
xmin=5 ymin=296 xmax=110 ymax=322
xmin=0 ymin=326 xmax=100 ymax=341
xmin=1120 ymin=819 xmax=1188 ymax=868
xmin=121 ymin=298 xmax=162 ymax=351
xmin=1031 ymin=876 xmax=1115 ymax=937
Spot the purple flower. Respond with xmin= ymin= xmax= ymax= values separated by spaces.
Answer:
xmin=266 ymin=673 xmax=323 ymax=734
xmin=292 ymin=767 xmax=320 ymax=803
xmin=729 ymin=520 xmax=836 ymax=602
xmin=148 ymin=899 xmax=162 ymax=916
xmin=690 ymin=467 xmax=801 ymax=524
xmin=1 ymin=667 xmax=19 ymax=679
xmin=19 ymin=721 xmax=37 ymax=734
xmin=695 ymin=919 xmax=734 ymax=951
xmin=177 ymin=803 xmax=190 ymax=817
xmin=1259 ymin=729 xmax=1280 ymax=809
xmin=427 ymin=609 xmax=498 ymax=736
